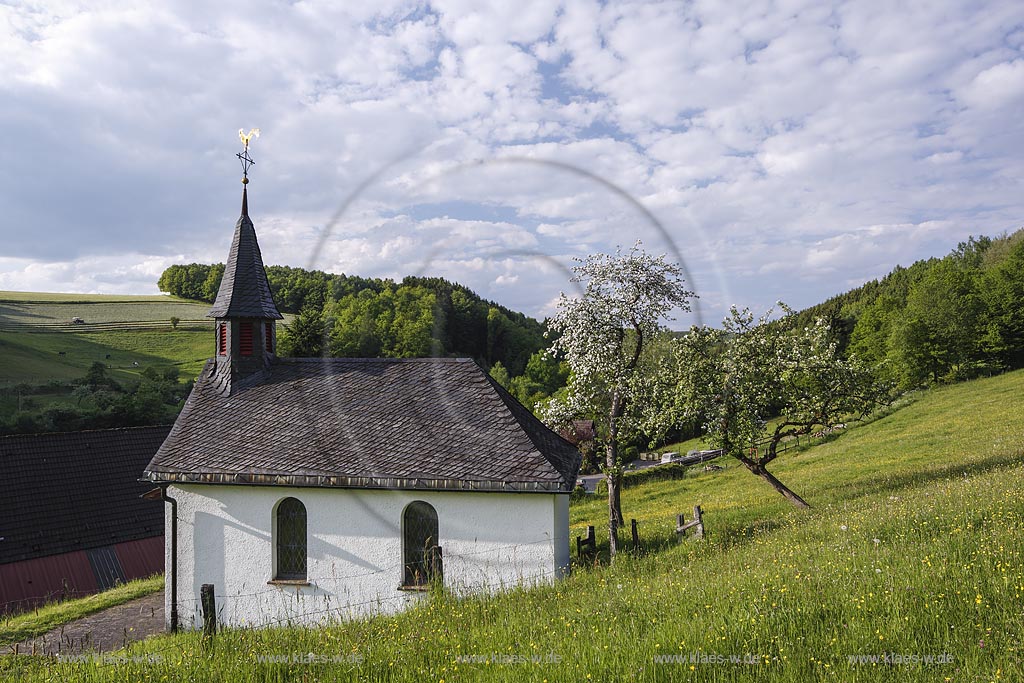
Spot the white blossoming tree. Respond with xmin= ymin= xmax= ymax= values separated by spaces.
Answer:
xmin=672 ymin=305 xmax=890 ymax=508
xmin=542 ymin=243 xmax=694 ymax=556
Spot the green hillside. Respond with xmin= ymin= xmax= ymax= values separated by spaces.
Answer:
xmin=5 ymin=370 xmax=1020 ymax=681
xmin=0 ymin=291 xmax=213 ymax=330
xmin=0 ymin=329 xmax=210 ymax=385
xmin=0 ymin=291 xmax=215 ymax=386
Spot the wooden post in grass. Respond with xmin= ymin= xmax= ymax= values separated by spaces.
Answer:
xmin=201 ymin=584 xmax=217 ymax=638
xmin=576 ymin=525 xmax=596 ymax=560
xmin=676 ymin=505 xmax=704 ymax=541
xmin=631 ymin=519 xmax=640 ymax=551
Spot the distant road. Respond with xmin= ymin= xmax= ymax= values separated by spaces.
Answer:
xmin=576 ymin=451 xmax=725 ymax=492
xmin=576 ymin=459 xmax=662 ymax=492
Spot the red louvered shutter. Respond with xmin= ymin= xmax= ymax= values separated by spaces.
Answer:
xmin=240 ymin=322 xmax=254 ymax=356
xmin=218 ymin=323 xmax=227 ymax=355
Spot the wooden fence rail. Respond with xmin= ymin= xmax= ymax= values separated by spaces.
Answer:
xmin=676 ymin=505 xmax=704 ymax=540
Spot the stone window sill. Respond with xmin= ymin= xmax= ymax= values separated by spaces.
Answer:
xmin=267 ymin=579 xmax=311 ymax=586
xmin=397 ymin=585 xmax=431 ymax=592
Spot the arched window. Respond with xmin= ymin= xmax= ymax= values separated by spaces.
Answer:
xmin=275 ymin=497 xmax=306 ymax=580
xmin=402 ymin=501 xmax=441 ymax=588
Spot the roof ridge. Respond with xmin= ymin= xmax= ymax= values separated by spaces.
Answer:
xmin=480 ymin=370 xmax=582 ymax=487
xmin=0 ymin=424 xmax=174 ymax=441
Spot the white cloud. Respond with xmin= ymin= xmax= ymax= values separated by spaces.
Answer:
xmin=960 ymin=59 xmax=1024 ymax=109
xmin=0 ymin=0 xmax=1022 ymax=324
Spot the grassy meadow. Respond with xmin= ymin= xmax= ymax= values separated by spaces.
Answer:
xmin=2 ymin=369 xmax=1021 ymax=681
xmin=0 ymin=299 xmax=211 ymax=326
xmin=0 ymin=291 xmax=213 ymax=330
xmin=0 ymin=291 xmax=216 ymax=385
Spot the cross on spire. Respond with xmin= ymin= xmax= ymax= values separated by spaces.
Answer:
xmin=237 ymin=128 xmax=260 ymax=184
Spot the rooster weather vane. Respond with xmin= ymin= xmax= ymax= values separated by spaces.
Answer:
xmin=237 ymin=128 xmax=260 ymax=184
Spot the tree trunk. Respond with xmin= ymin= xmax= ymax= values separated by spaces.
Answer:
xmin=607 ymin=472 xmax=621 ymax=556
xmin=747 ymin=462 xmax=811 ymax=508
xmin=606 ymin=388 xmax=626 ymax=556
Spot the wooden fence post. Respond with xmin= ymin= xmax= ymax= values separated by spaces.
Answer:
xmin=201 ymin=584 xmax=217 ymax=638
xmin=576 ymin=525 xmax=596 ymax=560
xmin=676 ymin=504 xmax=705 ymax=541
xmin=631 ymin=519 xmax=640 ymax=551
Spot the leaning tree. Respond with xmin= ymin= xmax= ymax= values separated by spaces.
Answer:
xmin=672 ymin=305 xmax=890 ymax=508
xmin=542 ymin=242 xmax=694 ymax=556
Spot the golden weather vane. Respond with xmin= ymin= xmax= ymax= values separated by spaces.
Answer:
xmin=237 ymin=128 xmax=260 ymax=184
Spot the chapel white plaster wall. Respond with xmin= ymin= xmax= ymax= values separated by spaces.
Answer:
xmin=164 ymin=484 xmax=569 ymax=628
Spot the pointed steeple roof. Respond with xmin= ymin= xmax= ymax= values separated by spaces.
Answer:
xmin=206 ymin=188 xmax=283 ymax=320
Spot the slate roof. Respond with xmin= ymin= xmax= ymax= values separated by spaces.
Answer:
xmin=560 ymin=420 xmax=596 ymax=445
xmin=0 ymin=426 xmax=169 ymax=564
xmin=144 ymin=358 xmax=582 ymax=492
xmin=206 ymin=188 xmax=283 ymax=320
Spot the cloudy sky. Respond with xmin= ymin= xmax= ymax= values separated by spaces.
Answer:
xmin=1 ymin=1 xmax=1022 ymax=326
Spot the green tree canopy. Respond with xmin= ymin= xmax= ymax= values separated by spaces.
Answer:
xmin=672 ymin=306 xmax=890 ymax=508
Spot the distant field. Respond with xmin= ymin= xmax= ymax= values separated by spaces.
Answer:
xmin=0 ymin=292 xmax=222 ymax=385
xmin=0 ymin=330 xmax=211 ymax=384
xmin=0 ymin=291 xmax=295 ymax=386
xmin=0 ymin=301 xmax=212 ymax=325
xmin=0 ymin=291 xmax=213 ymax=332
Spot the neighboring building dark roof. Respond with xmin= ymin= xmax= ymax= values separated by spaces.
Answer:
xmin=145 ymin=358 xmax=582 ymax=492
xmin=560 ymin=420 xmax=596 ymax=445
xmin=206 ymin=188 xmax=283 ymax=320
xmin=0 ymin=426 xmax=169 ymax=565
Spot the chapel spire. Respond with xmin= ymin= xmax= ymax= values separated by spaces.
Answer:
xmin=206 ymin=129 xmax=282 ymax=394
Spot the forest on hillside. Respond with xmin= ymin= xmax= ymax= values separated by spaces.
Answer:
xmin=3 ymin=227 xmax=1019 ymax=438
xmin=161 ymin=227 xmax=1024 ymax=392
xmin=157 ymin=265 xmax=546 ymax=377
xmin=791 ymin=228 xmax=1024 ymax=388
xmin=158 ymin=229 xmax=1024 ymax=420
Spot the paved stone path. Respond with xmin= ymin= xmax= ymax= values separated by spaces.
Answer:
xmin=11 ymin=590 xmax=166 ymax=656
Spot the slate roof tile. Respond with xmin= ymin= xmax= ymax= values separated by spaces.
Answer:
xmin=145 ymin=357 xmax=581 ymax=492
xmin=206 ymin=194 xmax=282 ymax=320
xmin=0 ymin=426 xmax=169 ymax=564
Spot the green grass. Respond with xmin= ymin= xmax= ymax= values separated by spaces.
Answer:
xmin=0 ymin=576 xmax=163 ymax=648
xmin=3 ymin=372 xmax=1023 ymax=681
xmin=0 ymin=291 xmax=295 ymax=386
xmin=0 ymin=329 xmax=211 ymax=385
xmin=661 ymin=432 xmax=711 ymax=455
xmin=0 ymin=301 xmax=211 ymax=326
xmin=0 ymin=290 xmax=216 ymax=385
xmin=0 ymin=291 xmax=292 ymax=329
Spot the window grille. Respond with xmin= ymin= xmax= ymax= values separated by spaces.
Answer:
xmin=403 ymin=501 xmax=441 ymax=587
xmin=276 ymin=497 xmax=307 ymax=580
